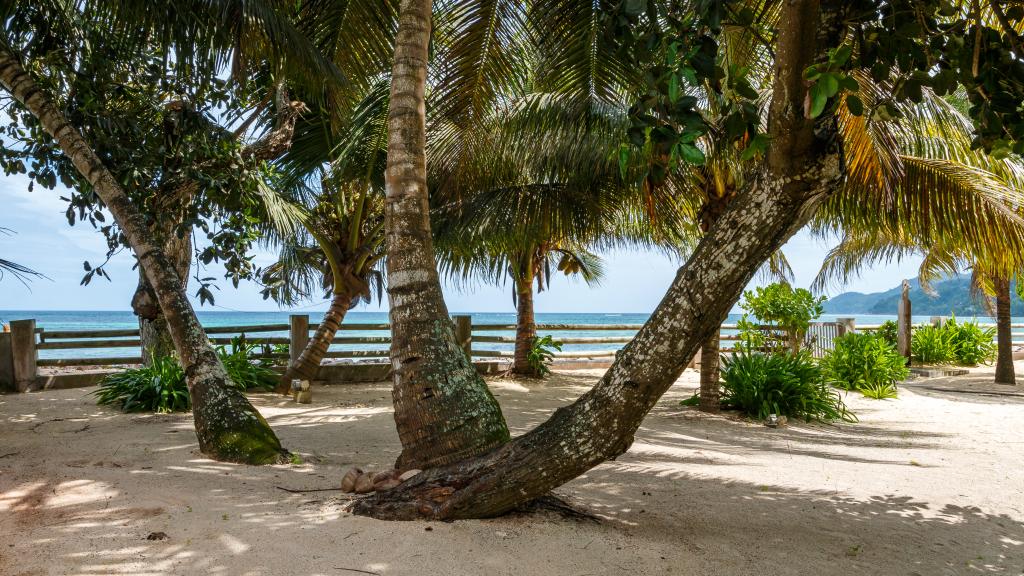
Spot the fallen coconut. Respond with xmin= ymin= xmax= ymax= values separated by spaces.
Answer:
xmin=340 ymin=467 xmax=362 ymax=493
xmin=353 ymin=472 xmax=375 ymax=494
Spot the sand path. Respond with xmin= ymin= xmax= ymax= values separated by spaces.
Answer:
xmin=1 ymin=367 xmax=1023 ymax=575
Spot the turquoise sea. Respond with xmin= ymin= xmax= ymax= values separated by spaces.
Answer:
xmin=0 ymin=310 xmax=1004 ymax=360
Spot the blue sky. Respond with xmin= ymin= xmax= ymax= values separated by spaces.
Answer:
xmin=0 ymin=174 xmax=923 ymax=313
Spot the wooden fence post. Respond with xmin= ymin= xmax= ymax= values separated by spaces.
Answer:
xmin=454 ymin=315 xmax=472 ymax=359
xmin=897 ymin=280 xmax=912 ymax=362
xmin=0 ymin=331 xmax=14 ymax=391
xmin=288 ymin=315 xmax=309 ymax=370
xmin=10 ymin=319 xmax=37 ymax=392
xmin=836 ymin=317 xmax=856 ymax=337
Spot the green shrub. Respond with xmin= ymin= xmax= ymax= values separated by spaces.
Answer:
xmin=527 ymin=335 xmax=562 ymax=376
xmin=910 ymin=318 xmax=996 ymax=366
xmin=736 ymin=283 xmax=826 ymax=353
xmin=94 ymin=355 xmax=190 ymax=413
xmin=719 ymin=350 xmax=856 ymax=423
xmin=218 ymin=337 xmax=278 ymax=390
xmin=95 ymin=342 xmax=276 ymax=413
xmin=911 ymin=324 xmax=955 ymax=364
xmin=944 ymin=319 xmax=996 ymax=366
xmin=859 ymin=382 xmax=899 ymax=399
xmin=821 ymin=332 xmax=908 ymax=399
xmin=876 ymin=320 xmax=898 ymax=347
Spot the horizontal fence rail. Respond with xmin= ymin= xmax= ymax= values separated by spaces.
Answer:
xmin=2 ymin=310 xmax=1018 ymax=392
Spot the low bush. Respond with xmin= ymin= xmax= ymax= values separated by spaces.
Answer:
xmin=94 ymin=355 xmax=189 ymax=413
xmin=876 ymin=320 xmax=898 ymax=347
xmin=720 ymin=350 xmax=856 ymax=423
xmin=945 ymin=319 xmax=996 ymax=366
xmin=911 ymin=324 xmax=954 ymax=364
xmin=218 ymin=337 xmax=278 ymax=390
xmin=911 ymin=318 xmax=996 ymax=366
xmin=821 ymin=332 xmax=908 ymax=399
xmin=527 ymin=335 xmax=563 ymax=376
xmin=95 ymin=342 xmax=276 ymax=413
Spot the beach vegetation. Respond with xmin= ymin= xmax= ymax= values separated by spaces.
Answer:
xmin=719 ymin=349 xmax=855 ymax=423
xmin=821 ymin=332 xmax=908 ymax=399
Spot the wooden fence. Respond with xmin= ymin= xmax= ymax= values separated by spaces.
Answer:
xmin=2 ymin=312 xmax=1019 ymax=392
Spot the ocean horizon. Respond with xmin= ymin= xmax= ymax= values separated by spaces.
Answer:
xmin=1 ymin=309 xmax=1011 ymax=360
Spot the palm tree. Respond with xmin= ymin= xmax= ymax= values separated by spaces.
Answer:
xmin=0 ymin=228 xmax=45 ymax=287
xmin=814 ymin=90 xmax=1024 ymax=385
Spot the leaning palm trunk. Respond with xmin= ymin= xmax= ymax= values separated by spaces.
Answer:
xmin=277 ymin=290 xmax=354 ymax=392
xmin=384 ymin=0 xmax=510 ymax=470
xmin=353 ymin=0 xmax=846 ymax=518
xmin=994 ymin=274 xmax=1016 ymax=385
xmin=0 ymin=47 xmax=286 ymax=464
xmin=511 ymin=273 xmax=538 ymax=376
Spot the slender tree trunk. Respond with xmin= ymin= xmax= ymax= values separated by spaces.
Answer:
xmin=384 ymin=0 xmax=509 ymax=470
xmin=994 ymin=274 xmax=1016 ymax=385
xmin=512 ymin=271 xmax=538 ymax=376
xmin=277 ymin=289 xmax=355 ymax=392
xmin=354 ymin=0 xmax=848 ymax=518
xmin=0 ymin=47 xmax=286 ymax=464
xmin=698 ymin=332 xmax=720 ymax=412
xmin=134 ymin=218 xmax=192 ymax=364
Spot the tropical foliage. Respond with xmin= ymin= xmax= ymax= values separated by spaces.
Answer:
xmin=94 ymin=345 xmax=276 ymax=413
xmin=719 ymin=350 xmax=855 ymax=423
xmin=911 ymin=318 xmax=997 ymax=366
xmin=822 ymin=332 xmax=908 ymax=399
xmin=735 ymin=283 xmax=826 ymax=354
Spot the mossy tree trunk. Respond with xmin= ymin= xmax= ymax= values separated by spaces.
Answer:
xmin=0 ymin=47 xmax=286 ymax=464
xmin=353 ymin=0 xmax=848 ymax=518
xmin=994 ymin=274 xmax=1016 ymax=385
xmin=384 ymin=0 xmax=510 ymax=470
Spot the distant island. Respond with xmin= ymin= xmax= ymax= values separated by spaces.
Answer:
xmin=823 ymin=275 xmax=1022 ymax=316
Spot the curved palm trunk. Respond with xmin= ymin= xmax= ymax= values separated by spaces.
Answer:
xmin=384 ymin=0 xmax=509 ymax=470
xmin=511 ymin=271 xmax=538 ymax=376
xmin=354 ymin=0 xmax=847 ymax=518
xmin=0 ymin=48 xmax=286 ymax=464
xmin=698 ymin=332 xmax=721 ymax=412
xmin=994 ymin=275 xmax=1016 ymax=385
xmin=277 ymin=290 xmax=354 ymax=392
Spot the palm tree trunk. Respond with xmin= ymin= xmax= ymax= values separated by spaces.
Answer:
xmin=353 ymin=0 xmax=847 ymax=518
xmin=384 ymin=0 xmax=509 ymax=470
xmin=512 ymin=271 xmax=538 ymax=376
xmin=0 ymin=47 xmax=286 ymax=464
xmin=994 ymin=274 xmax=1016 ymax=385
xmin=698 ymin=332 xmax=720 ymax=412
xmin=277 ymin=290 xmax=354 ymax=392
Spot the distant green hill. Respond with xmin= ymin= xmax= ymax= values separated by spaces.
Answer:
xmin=823 ymin=275 xmax=1024 ymax=316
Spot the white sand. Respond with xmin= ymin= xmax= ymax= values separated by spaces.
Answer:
xmin=2 ymin=366 xmax=1023 ymax=575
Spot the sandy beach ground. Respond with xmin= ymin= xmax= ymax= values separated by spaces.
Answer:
xmin=2 ymin=366 xmax=1023 ymax=576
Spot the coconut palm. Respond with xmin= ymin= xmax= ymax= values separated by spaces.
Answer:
xmin=814 ymin=91 xmax=1024 ymax=385
xmin=0 ymin=228 xmax=45 ymax=287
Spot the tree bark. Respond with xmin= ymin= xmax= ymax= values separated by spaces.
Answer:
xmin=994 ymin=274 xmax=1016 ymax=385
xmin=0 ymin=47 xmax=287 ymax=464
xmin=511 ymin=270 xmax=538 ymax=376
xmin=353 ymin=0 xmax=847 ymax=519
xmin=133 ymin=209 xmax=193 ymax=364
xmin=384 ymin=0 xmax=510 ymax=470
xmin=697 ymin=332 xmax=720 ymax=412
xmin=277 ymin=290 xmax=354 ymax=392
